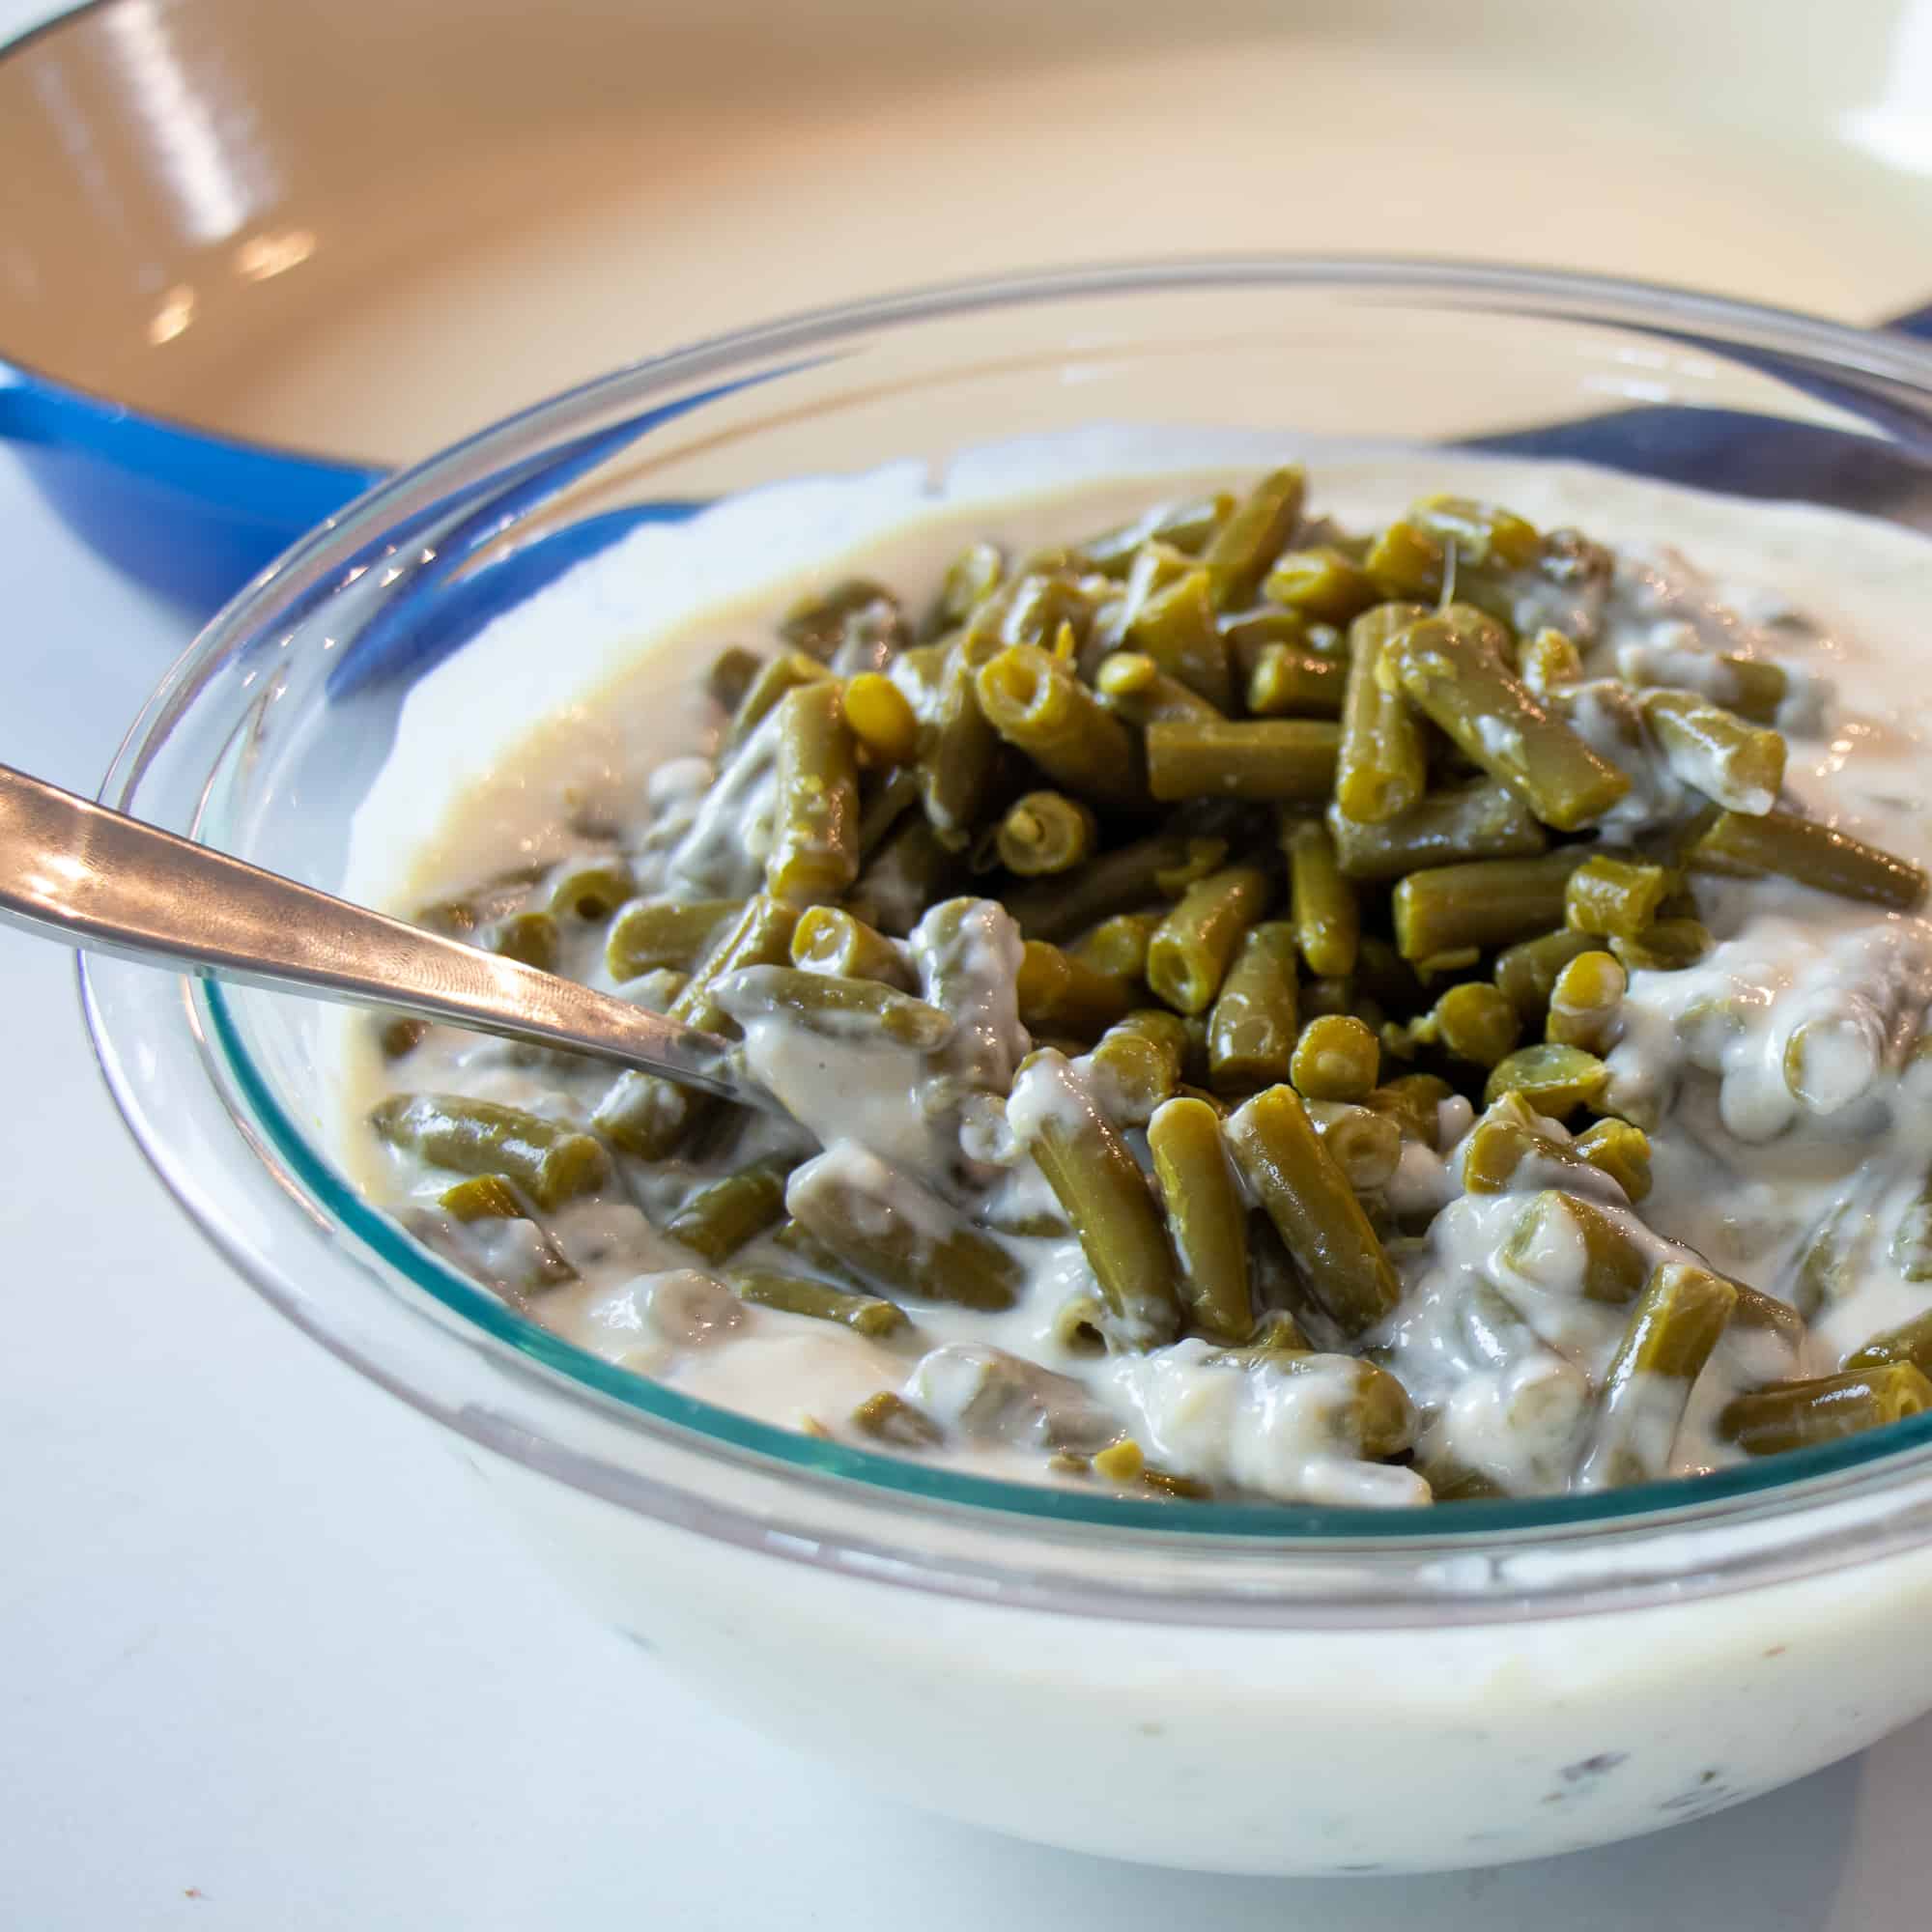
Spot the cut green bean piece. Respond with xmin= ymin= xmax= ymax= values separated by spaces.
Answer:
xmin=1623 ymin=649 xmax=1789 ymax=724
xmin=1393 ymin=851 xmax=1588 ymax=962
xmin=1094 ymin=650 xmax=1223 ymax=724
xmin=1009 ymin=1051 xmax=1182 ymax=1346
xmin=379 ymin=1016 xmax=429 ymax=1060
xmin=1461 ymin=1098 xmax=1603 ymax=1194
xmin=790 ymin=905 xmax=914 ymax=989
xmin=1070 ymin=912 xmax=1161 ymax=982
xmin=706 ymin=644 xmax=765 ymax=714
xmin=1409 ymin=494 xmax=1542 ymax=569
xmin=1482 ymin=1041 xmax=1611 ymax=1117
xmin=1225 ymin=1085 xmax=1403 ymax=1337
xmin=731 ymin=1267 xmax=906 ymax=1337
xmin=1364 ymin=519 xmax=1446 ymax=600
xmin=916 ymin=639 xmax=1002 ymax=848
xmin=846 ymin=814 xmax=961 ymax=938
xmin=547 ymin=860 xmax=635 ymax=924
xmin=666 ymin=1155 xmax=796 ymax=1264
xmin=1686 ymin=808 xmax=1927 ymax=910
xmin=1639 ymin=688 xmax=1786 ymax=815
xmin=1845 ymin=1309 xmax=1932 ymax=1377
xmin=1431 ymin=981 xmax=1522 ymax=1066
xmin=780 ymin=578 xmax=906 ymax=668
xmin=1284 ymin=816 xmax=1359 ymax=978
xmin=996 ymin=791 xmax=1099 ymax=877
xmin=1149 ymin=866 xmax=1274 ymax=1015
xmin=1720 ymin=1364 xmax=1932 ymax=1456
xmin=1086 ymin=1009 xmax=1190 ymax=1124
xmin=1894 ymin=1177 xmax=1932 ymax=1282
xmin=1263 ymin=546 xmax=1379 ymax=623
xmin=1565 ymin=855 xmax=1671 ymax=942
xmin=1611 ymin=918 xmax=1713 ymax=974
xmin=711 ymin=965 xmax=954 ymax=1049
xmin=1124 ymin=564 xmax=1236 ymax=710
xmin=1574 ymin=1118 xmax=1652 ymax=1202
xmin=1518 ymin=627 xmax=1584 ymax=696
xmin=850 ymin=1391 xmax=942 ymax=1445
xmin=766 ymin=680 xmax=862 ymax=905
xmin=1577 ymin=1262 xmax=1737 ymax=1489
xmin=910 ymin=896 xmax=1026 ymax=1098
xmin=437 ymin=1176 xmax=577 ymax=1287
xmin=929 ymin=541 xmax=1005 ymax=634
xmin=1016 ymin=940 xmax=1135 ymax=1039
xmin=1502 ymin=1189 xmax=1648 ymax=1302
xmin=1247 ymin=642 xmax=1345 ymax=719
xmin=373 ymin=1094 xmax=609 ymax=1211
xmin=1202 ymin=467 xmax=1306 ymax=609
xmin=1006 ymin=831 xmax=1211 ymax=942
xmin=1206 ymin=920 xmax=1300 ymax=1092
xmin=1149 ymin=1096 xmax=1254 ymax=1343
xmin=1291 ymin=1013 xmax=1379 ymax=1101
xmin=1494 ymin=926 xmax=1603 ymax=1023
xmin=485 ymin=911 xmax=558 ymax=973
xmin=726 ymin=648 xmax=831 ymax=750
xmin=1304 ymin=1101 xmax=1403 ymax=1192
xmin=1380 ymin=611 xmax=1630 ymax=830
xmin=1547 ymin=951 xmax=1627 ymax=1053
xmin=1328 ymin=779 xmax=1548 ymax=883
xmin=1362 ymin=1072 xmax=1454 ymax=1149
xmin=843 ymin=670 xmax=920 ymax=766
xmin=606 ymin=897 xmax=747 ymax=980
xmin=974 ymin=644 xmax=1144 ymax=810
xmin=787 ymin=1146 xmax=1021 ymax=1312
xmin=1146 ymin=718 xmax=1340 ymax=803
xmin=1335 ymin=602 xmax=1430 ymax=826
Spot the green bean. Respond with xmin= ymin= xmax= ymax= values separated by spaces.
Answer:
xmin=705 ymin=643 xmax=765 ymax=714
xmin=1894 ymin=1176 xmax=1932 ymax=1282
xmin=1573 ymin=1117 xmax=1652 ymax=1202
xmin=1460 ymin=1098 xmax=1604 ymax=1194
xmin=1221 ymin=606 xmax=1313 ymax=684
xmin=1564 ymin=855 xmax=1671 ymax=942
xmin=1502 ymin=1189 xmax=1649 ymax=1302
xmin=768 ymin=1214 xmax=867 ymax=1287
xmin=1282 ymin=817 xmax=1358 ymax=978
xmin=1844 ymin=1309 xmax=1932 ymax=1377
xmin=856 ymin=764 xmax=921 ymax=858
xmin=1148 ymin=1096 xmax=1254 ymax=1342
xmin=1379 ymin=610 xmax=1630 ymax=829
xmin=485 ymin=911 xmax=558 ymax=973
xmin=621 ymin=968 xmax=689 ymax=1012
xmin=1006 ymin=831 xmax=1212 ymax=941
xmin=1481 ymin=1041 xmax=1611 ymax=1118
xmin=1009 ymin=1050 xmax=1182 ymax=1346
xmin=978 ymin=571 xmax=1102 ymax=659
xmin=1242 ymin=1306 xmax=1314 ymax=1352
xmin=606 ymin=897 xmax=746 ymax=980
xmin=1086 ymin=1009 xmax=1190 ymax=1124
xmin=726 ymin=648 xmax=831 ymax=750
xmin=842 ymin=670 xmax=920 ymax=766
xmin=1154 ymin=837 xmax=1232 ymax=896
xmin=1225 ymin=1085 xmax=1403 ymax=1337
xmin=849 ymin=1391 xmax=942 ymax=1445
xmin=1094 ymin=650 xmax=1223 ymax=724
xmin=1069 ymin=912 xmax=1161 ymax=982
xmin=1638 ymin=689 xmax=1786 ymax=815
xmin=1392 ymin=851 xmax=1588 ymax=962
xmin=1517 ymin=627 xmax=1584 ymax=696
xmin=1364 ymin=519 xmax=1446 ymax=600
xmin=845 ymin=814 xmax=961 ymax=937
xmin=1081 ymin=494 xmax=1229 ymax=577
xmin=1547 ymin=951 xmax=1627 ymax=1053
xmin=1362 ymin=1073 xmax=1454 ymax=1149
xmin=1494 ymin=926 xmax=1603 ymax=1023
xmin=372 ymin=1094 xmax=609 ymax=1210
xmin=1123 ymin=563 xmax=1236 ymax=710
xmin=593 ymin=895 xmax=798 ymax=1159
xmin=786 ymin=1145 xmax=1021 ymax=1312
xmin=1149 ymin=866 xmax=1274 ymax=1014
xmin=790 ymin=905 xmax=914 ymax=989
xmin=1247 ymin=643 xmax=1345 ymax=718
xmin=437 ymin=1176 xmax=577 ymax=1287
xmin=765 ymin=680 xmax=861 ymax=905
xmin=1206 ymin=920 xmax=1300 ymax=1091
xmin=781 ymin=578 xmax=906 ymax=669
xmin=1731 ymin=1283 xmax=1807 ymax=1357
xmin=665 ymin=1155 xmax=796 ymax=1263
xmin=730 ymin=1267 xmax=906 ymax=1337
xmin=1262 ymin=546 xmax=1380 ymax=623
xmin=1611 ymin=918 xmax=1713 ymax=974
xmin=928 ymin=540 xmax=1005 ymax=635
xmin=547 ymin=859 xmax=636 ymax=924
xmin=916 ymin=639 xmax=1002 ymax=847
xmin=1685 ymin=808 xmax=1927 ymax=910
xmin=710 ymin=965 xmax=954 ymax=1049
xmin=1577 ymin=1263 xmax=1737 ymax=1489
xmin=1291 ymin=1013 xmax=1380 ymax=1101
xmin=1016 ymin=940 xmax=1135 ymax=1039
xmin=1202 ymin=467 xmax=1306 ymax=608
xmin=1408 ymin=494 xmax=1542 ymax=569
xmin=1146 ymin=718 xmax=1340 ymax=803
xmin=971 ymin=644 xmax=1144 ymax=810
xmin=379 ymin=1016 xmax=429 ymax=1060
xmin=1720 ymin=1364 xmax=1932 ymax=1456
xmin=1328 ymin=778 xmax=1547 ymax=884
xmin=1051 ymin=1293 xmax=1111 ymax=1353
xmin=1335 ymin=602 xmax=1430 ymax=826
xmin=1304 ymin=1101 xmax=1404 ymax=1192
xmin=1622 ymin=649 xmax=1789 ymax=724
xmin=1429 ymin=981 xmax=1522 ymax=1066
xmin=996 ymin=791 xmax=1099 ymax=876
xmin=910 ymin=896 xmax=1026 ymax=1096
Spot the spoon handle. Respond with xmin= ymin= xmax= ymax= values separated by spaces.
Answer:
xmin=0 ymin=762 xmax=745 ymax=1098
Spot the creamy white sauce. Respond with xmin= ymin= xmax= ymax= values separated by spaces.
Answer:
xmin=333 ymin=447 xmax=1932 ymax=1509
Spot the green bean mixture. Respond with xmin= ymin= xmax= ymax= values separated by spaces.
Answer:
xmin=360 ymin=464 xmax=1932 ymax=1508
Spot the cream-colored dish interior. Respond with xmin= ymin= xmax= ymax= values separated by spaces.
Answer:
xmin=4 ymin=0 xmax=1929 ymax=466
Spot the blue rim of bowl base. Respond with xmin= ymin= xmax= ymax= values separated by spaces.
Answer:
xmin=139 ymin=255 xmax=1932 ymax=1540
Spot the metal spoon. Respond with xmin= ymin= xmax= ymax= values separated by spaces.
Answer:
xmin=0 ymin=761 xmax=753 ymax=1104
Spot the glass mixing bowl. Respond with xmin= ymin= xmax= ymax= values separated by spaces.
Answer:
xmin=83 ymin=261 xmax=1932 ymax=1875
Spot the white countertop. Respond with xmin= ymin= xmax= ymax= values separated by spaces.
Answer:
xmin=9 ymin=5 xmax=1932 ymax=1920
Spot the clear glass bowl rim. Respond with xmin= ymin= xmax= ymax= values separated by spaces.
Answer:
xmin=82 ymin=255 xmax=1932 ymax=1615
